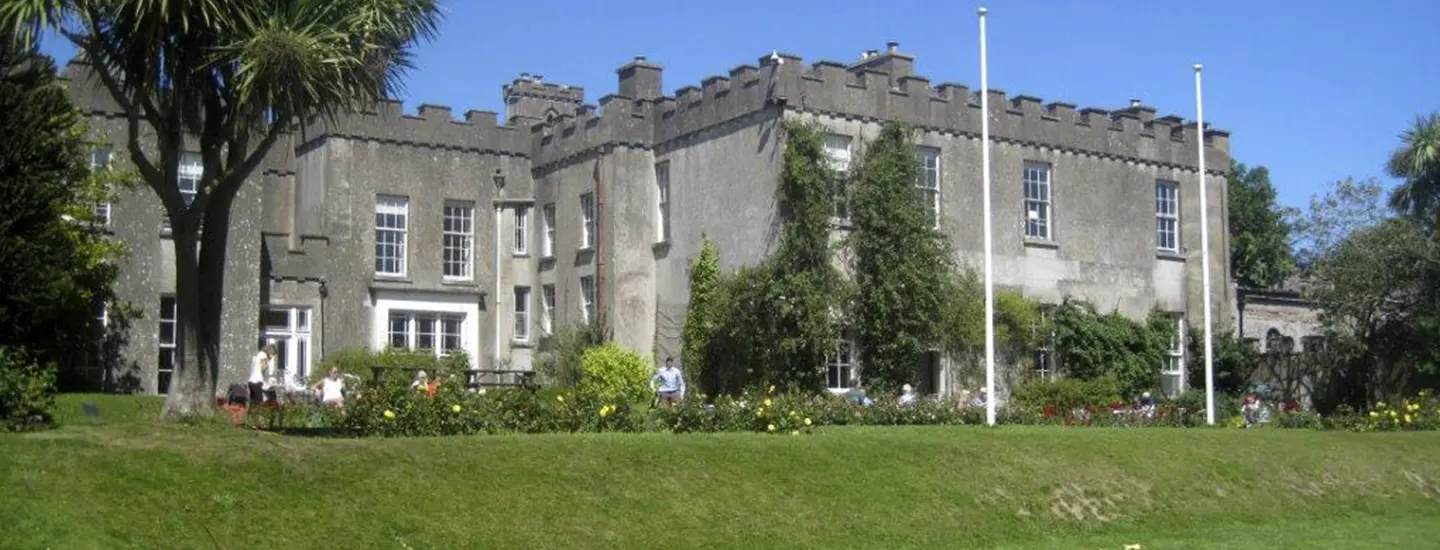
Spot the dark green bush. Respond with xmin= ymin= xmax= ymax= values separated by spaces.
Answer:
xmin=0 ymin=346 xmax=57 ymax=432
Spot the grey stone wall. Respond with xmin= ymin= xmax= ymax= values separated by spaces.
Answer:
xmin=62 ymin=40 xmax=1238 ymax=394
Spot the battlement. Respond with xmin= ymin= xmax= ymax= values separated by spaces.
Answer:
xmin=530 ymin=44 xmax=1228 ymax=171
xmin=767 ymin=47 xmax=1227 ymax=168
xmin=306 ymin=99 xmax=526 ymax=156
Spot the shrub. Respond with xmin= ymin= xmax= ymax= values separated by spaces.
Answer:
xmin=0 ymin=347 xmax=57 ymax=432
xmin=1009 ymin=377 xmax=1123 ymax=414
xmin=576 ymin=343 xmax=652 ymax=405
xmin=535 ymin=315 xmax=611 ymax=388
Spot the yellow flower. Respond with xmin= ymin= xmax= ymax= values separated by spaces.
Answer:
xmin=1404 ymin=414 xmax=1414 ymax=424
xmin=1407 ymin=403 xmax=1420 ymax=412
xmin=804 ymin=417 xmax=813 ymax=426
xmin=557 ymin=395 xmax=565 ymax=403
xmin=600 ymin=405 xmax=612 ymax=418
xmin=1390 ymin=410 xmax=1398 ymax=418
xmin=1369 ymin=411 xmax=1378 ymax=418
xmin=451 ymin=404 xmax=462 ymax=413
xmin=767 ymin=424 xmax=776 ymax=432
xmin=790 ymin=430 xmax=800 ymax=436
xmin=764 ymin=399 xmax=773 ymax=407
xmin=383 ymin=410 xmax=396 ymax=420
xmin=789 ymin=410 xmax=797 ymax=417
xmin=768 ymin=385 xmax=776 ymax=394
xmin=1377 ymin=401 xmax=1387 ymax=408
xmin=755 ymin=408 xmax=765 ymax=418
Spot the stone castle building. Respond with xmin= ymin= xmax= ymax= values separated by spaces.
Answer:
xmin=63 ymin=42 xmax=1234 ymax=396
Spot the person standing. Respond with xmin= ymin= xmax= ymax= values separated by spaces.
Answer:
xmin=650 ymin=357 xmax=686 ymax=406
xmin=247 ymin=343 xmax=275 ymax=405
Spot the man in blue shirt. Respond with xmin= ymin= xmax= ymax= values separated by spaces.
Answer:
xmin=651 ymin=356 xmax=686 ymax=406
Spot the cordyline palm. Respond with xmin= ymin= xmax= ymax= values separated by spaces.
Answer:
xmin=1387 ymin=112 xmax=1440 ymax=230
xmin=1 ymin=0 xmax=442 ymax=416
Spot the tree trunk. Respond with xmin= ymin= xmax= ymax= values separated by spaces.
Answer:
xmin=161 ymin=228 xmax=218 ymax=417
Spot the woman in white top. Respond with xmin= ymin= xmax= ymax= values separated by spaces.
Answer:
xmin=313 ymin=367 xmax=346 ymax=407
xmin=247 ymin=344 xmax=276 ymax=405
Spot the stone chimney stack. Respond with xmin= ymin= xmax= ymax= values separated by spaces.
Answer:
xmin=617 ymin=56 xmax=664 ymax=100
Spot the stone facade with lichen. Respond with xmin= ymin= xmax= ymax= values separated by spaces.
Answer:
xmin=63 ymin=42 xmax=1235 ymax=397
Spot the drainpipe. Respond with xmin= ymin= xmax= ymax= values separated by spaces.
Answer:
xmin=493 ymin=170 xmax=506 ymax=370
xmin=317 ymin=278 xmax=327 ymax=376
xmin=594 ymin=154 xmax=605 ymax=318
xmin=493 ymin=202 xmax=503 ymax=369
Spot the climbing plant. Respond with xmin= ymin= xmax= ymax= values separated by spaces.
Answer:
xmin=680 ymin=235 xmax=721 ymax=388
xmin=699 ymin=119 xmax=843 ymax=394
xmin=846 ymin=122 xmax=955 ymax=394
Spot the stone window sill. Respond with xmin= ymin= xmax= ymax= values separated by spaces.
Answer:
xmin=1022 ymin=238 xmax=1059 ymax=250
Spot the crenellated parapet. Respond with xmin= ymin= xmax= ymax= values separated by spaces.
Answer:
xmin=530 ymin=55 xmax=781 ymax=169
xmin=761 ymin=45 xmax=1229 ymax=171
xmin=303 ymin=99 xmax=527 ymax=157
xmin=529 ymin=45 xmax=1229 ymax=173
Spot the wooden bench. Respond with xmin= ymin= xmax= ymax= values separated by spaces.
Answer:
xmin=465 ymin=369 xmax=537 ymax=390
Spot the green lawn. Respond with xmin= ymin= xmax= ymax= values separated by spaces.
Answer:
xmin=2 ymin=394 xmax=1438 ymax=549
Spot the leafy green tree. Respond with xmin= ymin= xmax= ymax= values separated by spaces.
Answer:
xmin=1297 ymin=177 xmax=1440 ymax=408
xmin=0 ymin=34 xmax=127 ymax=400
xmin=4 ymin=1 xmax=443 ymax=416
xmin=1386 ymin=112 xmax=1440 ymax=231
xmin=680 ymin=235 xmax=721 ymax=389
xmin=847 ymin=122 xmax=954 ymax=393
xmin=1228 ymin=161 xmax=1298 ymax=288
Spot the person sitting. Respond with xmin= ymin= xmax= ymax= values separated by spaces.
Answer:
xmin=410 ymin=370 xmax=439 ymax=398
xmin=1241 ymin=394 xmax=1260 ymax=428
xmin=313 ymin=368 xmax=346 ymax=408
xmin=1138 ymin=391 xmax=1157 ymax=420
xmin=845 ymin=379 xmax=872 ymax=407
xmin=898 ymin=384 xmax=919 ymax=407
xmin=970 ymin=389 xmax=987 ymax=408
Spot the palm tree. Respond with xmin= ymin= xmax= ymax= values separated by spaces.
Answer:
xmin=1 ymin=1 xmax=442 ymax=417
xmin=1386 ymin=112 xmax=1440 ymax=229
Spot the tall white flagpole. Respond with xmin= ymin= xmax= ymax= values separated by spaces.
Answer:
xmin=979 ymin=7 xmax=997 ymax=426
xmin=1194 ymin=64 xmax=1216 ymax=426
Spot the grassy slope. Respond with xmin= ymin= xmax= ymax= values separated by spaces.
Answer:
xmin=2 ymin=395 xmax=1439 ymax=549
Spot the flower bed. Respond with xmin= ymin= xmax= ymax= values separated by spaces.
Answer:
xmin=244 ymin=382 xmax=1440 ymax=438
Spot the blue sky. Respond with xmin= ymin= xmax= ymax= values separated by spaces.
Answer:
xmin=40 ymin=0 xmax=1439 ymax=210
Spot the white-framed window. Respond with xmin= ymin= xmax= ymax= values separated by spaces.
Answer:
xmin=540 ymin=284 xmax=556 ymax=334
xmin=162 ymin=151 xmax=203 ymax=232
xmin=542 ymin=203 xmax=556 ymax=257
xmin=513 ymin=206 xmax=529 ymax=255
xmin=1161 ymin=314 xmax=1185 ymax=396
xmin=917 ymin=147 xmax=941 ymax=229
xmin=374 ymin=195 xmax=409 ymax=276
xmin=387 ymin=311 xmax=465 ymax=357
xmin=655 ymin=162 xmax=671 ymax=242
xmin=85 ymin=300 xmax=109 ymax=388
xmin=826 ymin=339 xmax=857 ymax=392
xmin=442 ymin=201 xmax=474 ymax=280
xmin=1156 ymin=180 xmax=1180 ymax=253
xmin=513 ymin=286 xmax=531 ymax=342
xmin=158 ymin=296 xmax=177 ymax=394
xmin=261 ymin=307 xmax=314 ymax=386
xmin=579 ymin=275 xmax=596 ymax=323
xmin=1023 ymin=161 xmax=1052 ymax=240
xmin=90 ymin=148 xmax=112 ymax=226
xmin=824 ymin=134 xmax=853 ymax=222
xmin=579 ymin=192 xmax=596 ymax=249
